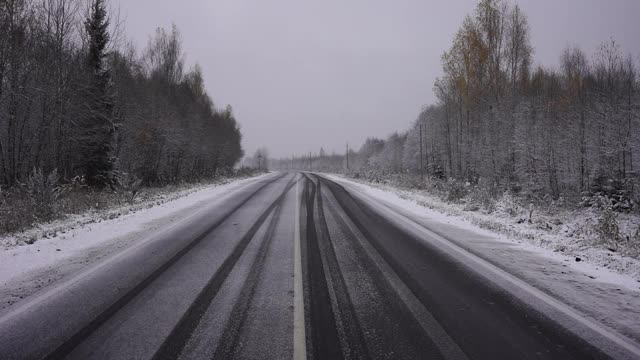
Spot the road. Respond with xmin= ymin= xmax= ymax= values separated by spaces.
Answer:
xmin=0 ymin=172 xmax=639 ymax=359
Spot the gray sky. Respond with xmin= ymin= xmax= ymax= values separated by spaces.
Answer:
xmin=114 ymin=0 xmax=640 ymax=158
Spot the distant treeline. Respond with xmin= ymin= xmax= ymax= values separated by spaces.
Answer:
xmin=276 ymin=0 xmax=640 ymax=204
xmin=0 ymin=0 xmax=243 ymax=188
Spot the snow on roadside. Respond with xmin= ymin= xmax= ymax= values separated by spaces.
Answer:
xmin=0 ymin=174 xmax=267 ymax=312
xmin=327 ymin=174 xmax=640 ymax=288
xmin=1 ymin=175 xmax=261 ymax=249
xmin=326 ymin=174 xmax=640 ymax=342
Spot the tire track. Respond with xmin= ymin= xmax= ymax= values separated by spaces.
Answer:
xmin=300 ymin=174 xmax=343 ymax=360
xmin=312 ymin=176 xmax=370 ymax=360
xmin=43 ymin=173 xmax=288 ymax=360
xmin=211 ymin=200 xmax=284 ymax=359
xmin=152 ymin=175 xmax=299 ymax=360
xmin=317 ymin=176 xmax=450 ymax=359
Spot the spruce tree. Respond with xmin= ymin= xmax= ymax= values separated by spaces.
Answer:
xmin=82 ymin=0 xmax=116 ymax=188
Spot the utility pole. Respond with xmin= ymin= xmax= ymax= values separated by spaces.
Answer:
xmin=425 ymin=124 xmax=429 ymax=171
xmin=346 ymin=143 xmax=349 ymax=171
xmin=419 ymin=124 xmax=424 ymax=180
xmin=309 ymin=152 xmax=312 ymax=172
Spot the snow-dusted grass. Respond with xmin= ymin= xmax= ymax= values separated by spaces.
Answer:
xmin=0 ymin=173 xmax=264 ymax=249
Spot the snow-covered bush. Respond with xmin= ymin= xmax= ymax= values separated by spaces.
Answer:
xmin=0 ymin=169 xmax=61 ymax=234
xmin=593 ymin=197 xmax=622 ymax=251
xmin=445 ymin=179 xmax=468 ymax=203
xmin=581 ymin=175 xmax=635 ymax=212
xmin=23 ymin=168 xmax=62 ymax=219
xmin=0 ymin=186 xmax=32 ymax=234
xmin=116 ymin=172 xmax=143 ymax=204
xmin=626 ymin=227 xmax=640 ymax=257
xmin=496 ymin=191 xmax=521 ymax=217
xmin=467 ymin=178 xmax=499 ymax=213
xmin=388 ymin=173 xmax=426 ymax=190
xmin=355 ymin=168 xmax=387 ymax=184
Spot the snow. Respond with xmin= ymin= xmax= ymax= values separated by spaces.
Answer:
xmin=325 ymin=174 xmax=640 ymax=343
xmin=0 ymin=174 xmax=268 ymax=313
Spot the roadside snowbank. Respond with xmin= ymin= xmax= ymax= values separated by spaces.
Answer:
xmin=326 ymin=174 xmax=640 ymax=342
xmin=0 ymin=174 xmax=267 ymax=312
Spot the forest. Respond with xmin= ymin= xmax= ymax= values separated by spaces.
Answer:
xmin=0 ymin=0 xmax=243 ymax=189
xmin=274 ymin=0 xmax=639 ymax=214
xmin=1 ymin=0 xmax=245 ymax=234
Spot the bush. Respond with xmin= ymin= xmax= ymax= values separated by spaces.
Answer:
xmin=352 ymin=168 xmax=387 ymax=184
xmin=594 ymin=197 xmax=622 ymax=251
xmin=23 ymin=168 xmax=62 ymax=219
xmin=116 ymin=172 xmax=143 ymax=204
xmin=0 ymin=188 xmax=34 ymax=234
xmin=496 ymin=191 xmax=520 ymax=217
xmin=467 ymin=178 xmax=499 ymax=212
xmin=581 ymin=175 xmax=635 ymax=212
xmin=627 ymin=226 xmax=640 ymax=257
xmin=0 ymin=168 xmax=62 ymax=233
xmin=445 ymin=179 xmax=468 ymax=203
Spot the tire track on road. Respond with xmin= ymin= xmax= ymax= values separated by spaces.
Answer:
xmin=318 ymin=175 xmax=456 ymax=359
xmin=152 ymin=175 xmax=299 ymax=360
xmin=211 ymin=201 xmax=284 ymax=359
xmin=300 ymin=174 xmax=343 ymax=360
xmin=44 ymin=173 xmax=288 ymax=360
xmin=312 ymin=176 xmax=370 ymax=360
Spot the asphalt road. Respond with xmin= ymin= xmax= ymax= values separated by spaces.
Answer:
xmin=0 ymin=172 xmax=639 ymax=359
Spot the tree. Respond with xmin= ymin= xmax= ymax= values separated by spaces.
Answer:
xmin=561 ymin=46 xmax=590 ymax=190
xmin=252 ymin=148 xmax=269 ymax=170
xmin=0 ymin=0 xmax=38 ymax=186
xmin=372 ymin=133 xmax=406 ymax=173
xmin=505 ymin=4 xmax=532 ymax=176
xmin=79 ymin=0 xmax=116 ymax=188
xmin=33 ymin=0 xmax=81 ymax=176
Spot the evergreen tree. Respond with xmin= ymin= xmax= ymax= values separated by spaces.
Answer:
xmin=81 ymin=0 xmax=116 ymax=188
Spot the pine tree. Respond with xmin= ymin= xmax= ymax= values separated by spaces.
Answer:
xmin=81 ymin=0 xmax=116 ymax=188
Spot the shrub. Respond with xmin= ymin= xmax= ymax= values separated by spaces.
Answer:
xmin=392 ymin=174 xmax=426 ymax=190
xmin=445 ymin=179 xmax=468 ymax=203
xmin=496 ymin=191 xmax=520 ymax=217
xmin=467 ymin=178 xmax=499 ymax=212
xmin=581 ymin=175 xmax=635 ymax=212
xmin=116 ymin=172 xmax=143 ymax=204
xmin=626 ymin=226 xmax=640 ymax=257
xmin=23 ymin=168 xmax=62 ymax=219
xmin=594 ymin=197 xmax=622 ymax=251
xmin=1 ymin=169 xmax=62 ymax=234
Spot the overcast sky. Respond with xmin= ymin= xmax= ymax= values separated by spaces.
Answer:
xmin=113 ymin=0 xmax=640 ymax=158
